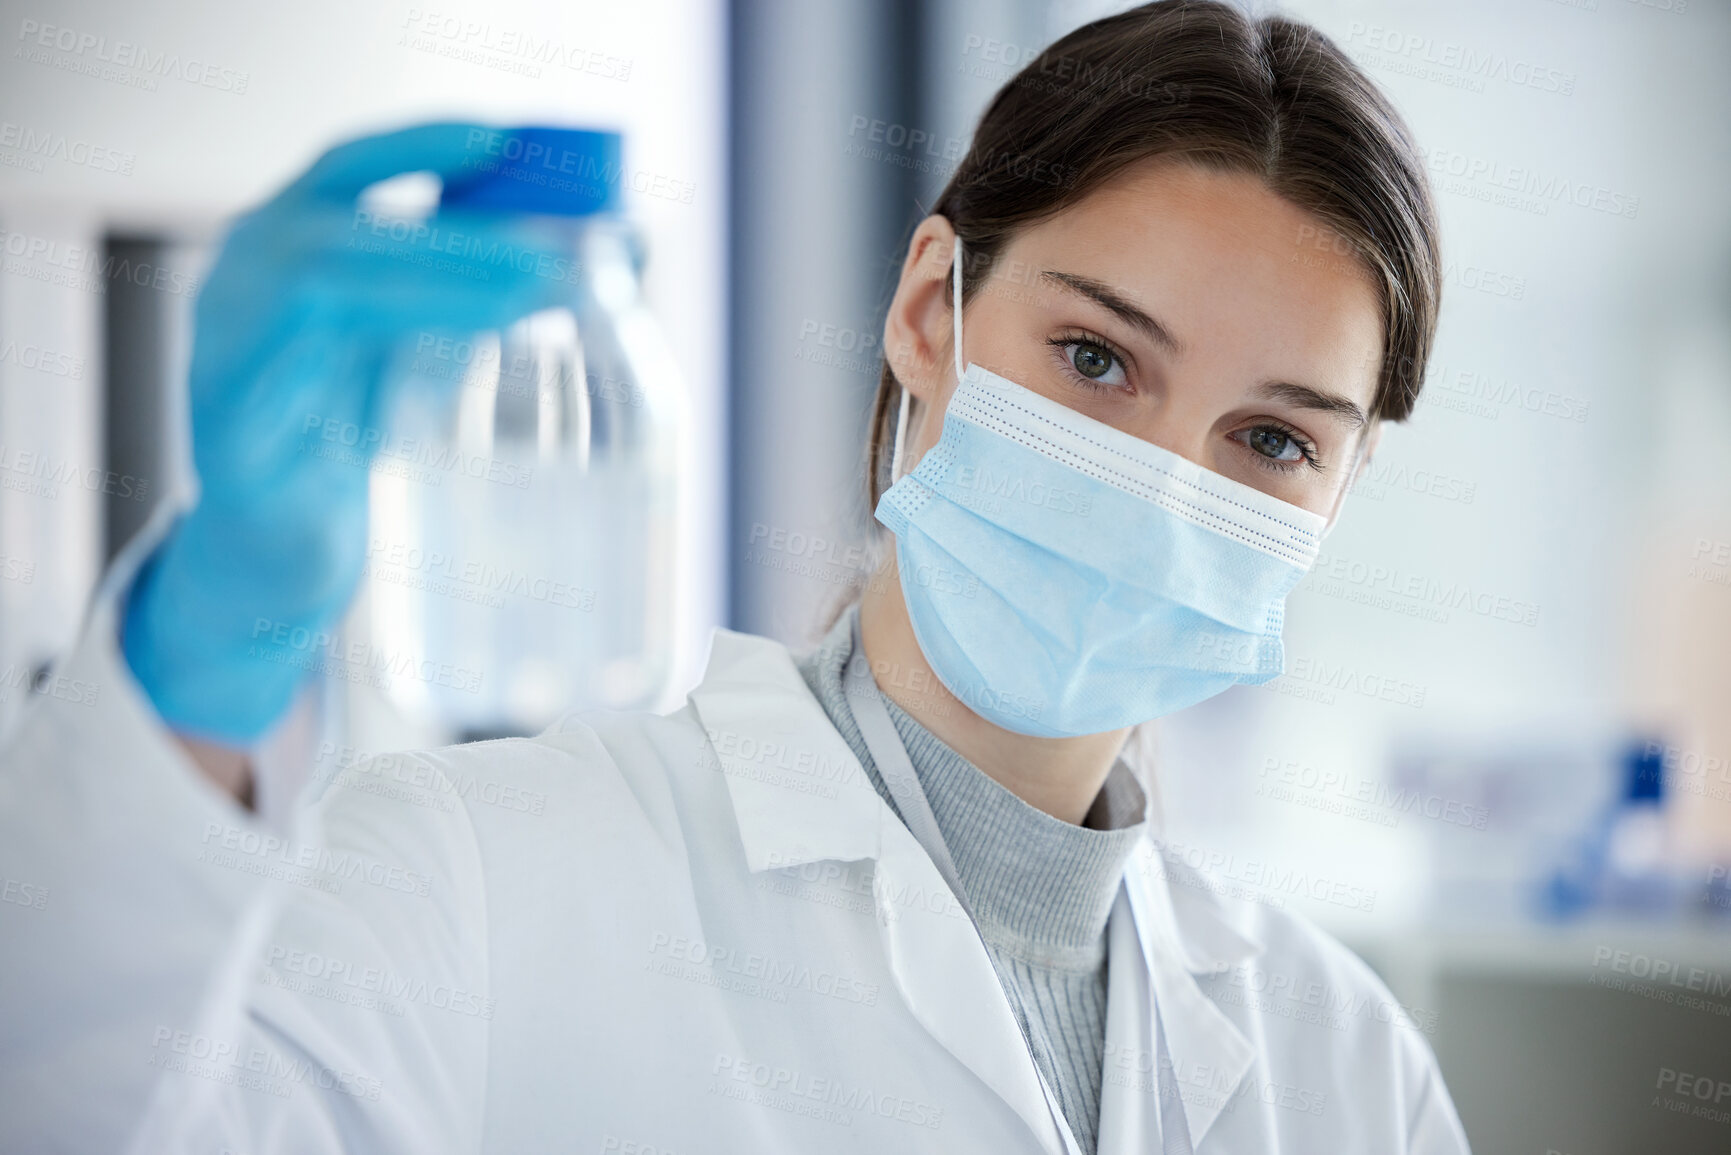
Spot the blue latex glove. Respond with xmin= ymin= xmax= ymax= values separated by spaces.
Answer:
xmin=122 ymin=122 xmax=573 ymax=746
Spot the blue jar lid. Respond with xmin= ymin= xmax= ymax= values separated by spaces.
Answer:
xmin=441 ymin=127 xmax=623 ymax=216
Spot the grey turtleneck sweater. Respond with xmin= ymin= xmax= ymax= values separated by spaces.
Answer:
xmin=792 ymin=602 xmax=1147 ymax=1155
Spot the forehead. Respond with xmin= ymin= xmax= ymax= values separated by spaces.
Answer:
xmin=1001 ymin=157 xmax=1386 ymax=407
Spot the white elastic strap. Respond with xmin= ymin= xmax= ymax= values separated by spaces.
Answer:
xmin=952 ymin=233 xmax=965 ymax=383
xmin=888 ymin=386 xmax=912 ymax=484
xmin=888 ymin=233 xmax=966 ymax=486
xmin=1321 ymin=427 xmax=1370 ymax=537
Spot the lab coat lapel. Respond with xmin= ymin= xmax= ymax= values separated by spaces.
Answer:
xmin=872 ymin=810 xmax=1071 ymax=1155
xmin=1097 ymin=838 xmax=1262 ymax=1153
xmin=687 ymin=627 xmax=1069 ymax=1155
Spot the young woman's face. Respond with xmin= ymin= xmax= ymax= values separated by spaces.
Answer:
xmin=887 ymin=157 xmax=1386 ymax=518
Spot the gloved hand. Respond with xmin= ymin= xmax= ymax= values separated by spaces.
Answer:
xmin=122 ymin=122 xmax=573 ymax=746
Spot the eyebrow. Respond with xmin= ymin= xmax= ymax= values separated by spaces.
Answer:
xmin=1254 ymin=381 xmax=1369 ymax=429
xmin=1039 ymin=269 xmax=1185 ymax=356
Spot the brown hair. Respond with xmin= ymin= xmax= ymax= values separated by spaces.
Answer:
xmin=864 ymin=0 xmax=1442 ymax=514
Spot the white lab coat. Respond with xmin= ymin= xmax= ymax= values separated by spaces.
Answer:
xmin=0 ymin=520 xmax=1471 ymax=1154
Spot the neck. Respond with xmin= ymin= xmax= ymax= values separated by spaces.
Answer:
xmin=856 ymin=545 xmax=1130 ymax=826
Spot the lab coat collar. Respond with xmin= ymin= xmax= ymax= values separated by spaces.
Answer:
xmin=688 ymin=625 xmax=1263 ymax=1152
xmin=689 ymin=627 xmax=889 ymax=872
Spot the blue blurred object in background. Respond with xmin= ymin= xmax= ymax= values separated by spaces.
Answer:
xmin=1541 ymin=737 xmax=1680 ymax=920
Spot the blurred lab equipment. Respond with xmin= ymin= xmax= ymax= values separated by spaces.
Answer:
xmin=368 ymin=127 xmax=686 ymax=740
xmin=119 ymin=123 xmax=573 ymax=745
xmin=1542 ymin=737 xmax=1715 ymax=921
xmin=1386 ymin=731 xmax=1613 ymax=925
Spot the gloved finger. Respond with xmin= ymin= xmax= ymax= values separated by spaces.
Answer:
xmin=304 ymin=211 xmax=578 ymax=326
xmin=194 ymin=265 xmax=564 ymax=423
xmin=189 ymin=322 xmax=387 ymax=489
xmin=190 ymin=212 xmax=572 ymax=400
xmin=280 ymin=121 xmax=522 ymax=206
xmin=208 ymin=203 xmax=570 ymax=310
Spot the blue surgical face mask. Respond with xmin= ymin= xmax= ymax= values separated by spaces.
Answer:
xmin=874 ymin=236 xmax=1360 ymax=738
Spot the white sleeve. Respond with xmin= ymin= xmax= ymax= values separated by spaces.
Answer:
xmin=0 ymin=524 xmax=491 ymax=1153
xmin=1402 ymin=1025 xmax=1473 ymax=1155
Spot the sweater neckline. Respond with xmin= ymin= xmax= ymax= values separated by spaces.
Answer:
xmin=794 ymin=603 xmax=1147 ymax=972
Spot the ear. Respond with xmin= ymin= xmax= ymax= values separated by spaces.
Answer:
xmin=883 ymin=214 xmax=960 ymax=406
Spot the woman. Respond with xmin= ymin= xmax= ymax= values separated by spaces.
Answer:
xmin=0 ymin=2 xmax=1468 ymax=1152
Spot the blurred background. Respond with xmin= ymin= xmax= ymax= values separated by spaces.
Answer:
xmin=2 ymin=0 xmax=1728 ymax=1150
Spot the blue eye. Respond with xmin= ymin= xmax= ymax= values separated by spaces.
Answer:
xmin=1233 ymin=423 xmax=1321 ymax=473
xmin=1247 ymin=426 xmax=1304 ymax=462
xmin=1050 ymin=335 xmax=1128 ymax=390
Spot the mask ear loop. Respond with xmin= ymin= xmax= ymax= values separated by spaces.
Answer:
xmin=1321 ymin=425 xmax=1370 ymax=539
xmin=951 ymin=232 xmax=965 ymax=384
xmin=887 ymin=233 xmax=965 ymax=486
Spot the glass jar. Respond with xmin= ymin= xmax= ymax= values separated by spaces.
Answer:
xmin=365 ymin=128 xmax=685 ymax=739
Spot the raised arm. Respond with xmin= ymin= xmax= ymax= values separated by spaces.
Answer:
xmin=0 ymin=122 xmax=567 ymax=1151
